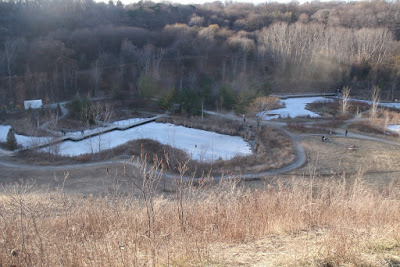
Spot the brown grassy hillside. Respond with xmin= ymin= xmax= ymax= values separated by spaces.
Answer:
xmin=1 ymin=161 xmax=400 ymax=266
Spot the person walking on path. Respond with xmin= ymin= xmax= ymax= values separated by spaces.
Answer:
xmin=345 ymin=129 xmax=348 ymax=136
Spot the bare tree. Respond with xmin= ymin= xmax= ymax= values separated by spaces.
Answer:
xmin=121 ymin=40 xmax=139 ymax=95
xmin=91 ymin=102 xmax=114 ymax=126
xmin=228 ymin=34 xmax=254 ymax=74
xmin=370 ymin=85 xmax=381 ymax=118
xmin=91 ymin=57 xmax=104 ymax=97
xmin=80 ymin=103 xmax=92 ymax=130
xmin=138 ymin=44 xmax=153 ymax=76
xmin=151 ymin=47 xmax=165 ymax=79
xmin=0 ymin=50 xmax=5 ymax=103
xmin=247 ymin=96 xmax=280 ymax=127
xmin=124 ymin=152 xmax=165 ymax=266
xmin=341 ymin=86 xmax=351 ymax=116
xmin=4 ymin=39 xmax=18 ymax=100
xmin=90 ymin=102 xmax=114 ymax=156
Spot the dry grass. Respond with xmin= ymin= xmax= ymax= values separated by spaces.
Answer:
xmin=16 ymin=139 xmax=189 ymax=166
xmin=313 ymin=119 xmax=346 ymax=129
xmin=4 ymin=109 xmax=54 ymax=137
xmin=298 ymin=136 xmax=400 ymax=181
xmin=349 ymin=120 xmax=394 ymax=136
xmin=287 ymin=123 xmax=337 ymax=134
xmin=157 ymin=115 xmax=246 ymax=137
xmin=47 ymin=118 xmax=89 ymax=132
xmin=307 ymin=99 xmax=371 ymax=118
xmin=348 ymin=109 xmax=400 ymax=137
xmin=186 ymin=126 xmax=295 ymax=176
xmin=5 ymin=117 xmax=48 ymax=137
xmin=1 ymin=163 xmax=400 ymax=266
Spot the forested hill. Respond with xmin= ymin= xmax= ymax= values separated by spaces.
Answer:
xmin=1 ymin=0 xmax=400 ymax=109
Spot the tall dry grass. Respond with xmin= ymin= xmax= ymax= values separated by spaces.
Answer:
xmin=157 ymin=115 xmax=246 ymax=137
xmin=350 ymin=108 xmax=400 ymax=137
xmin=1 ymin=166 xmax=400 ymax=266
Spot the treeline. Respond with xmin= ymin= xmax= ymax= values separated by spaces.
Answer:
xmin=0 ymin=0 xmax=400 ymax=110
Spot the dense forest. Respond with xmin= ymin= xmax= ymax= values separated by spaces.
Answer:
xmin=0 ymin=0 xmax=400 ymax=112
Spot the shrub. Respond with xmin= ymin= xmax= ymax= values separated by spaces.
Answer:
xmin=6 ymin=128 xmax=17 ymax=150
xmin=218 ymin=84 xmax=236 ymax=110
xmin=178 ymin=88 xmax=202 ymax=115
xmin=70 ymin=97 xmax=90 ymax=119
xmin=69 ymin=97 xmax=93 ymax=124
xmin=138 ymin=74 xmax=157 ymax=98
xmin=112 ymin=85 xmax=122 ymax=99
xmin=160 ymin=89 xmax=202 ymax=115
xmin=158 ymin=89 xmax=178 ymax=111
xmin=235 ymin=90 xmax=256 ymax=114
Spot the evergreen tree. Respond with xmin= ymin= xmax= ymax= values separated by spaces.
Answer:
xmin=6 ymin=128 xmax=17 ymax=150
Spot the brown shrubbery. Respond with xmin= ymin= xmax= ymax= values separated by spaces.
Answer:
xmin=349 ymin=109 xmax=400 ymax=136
xmin=287 ymin=123 xmax=337 ymax=134
xmin=307 ymin=99 xmax=370 ymax=118
xmin=157 ymin=115 xmax=246 ymax=137
xmin=1 ymin=169 xmax=399 ymax=266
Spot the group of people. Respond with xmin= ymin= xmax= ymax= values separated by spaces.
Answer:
xmin=321 ymin=135 xmax=330 ymax=142
xmin=322 ymin=129 xmax=348 ymax=142
xmin=60 ymin=129 xmax=85 ymax=136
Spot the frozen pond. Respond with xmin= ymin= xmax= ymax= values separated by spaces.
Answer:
xmin=1 ymin=121 xmax=252 ymax=161
xmin=261 ymin=96 xmax=400 ymax=120
xmin=48 ymin=122 xmax=252 ymax=161
xmin=0 ymin=125 xmax=48 ymax=147
xmin=387 ymin=125 xmax=400 ymax=133
xmin=261 ymin=97 xmax=331 ymax=120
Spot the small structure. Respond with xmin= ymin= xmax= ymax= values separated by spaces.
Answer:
xmin=24 ymin=99 xmax=42 ymax=110
xmin=348 ymin=145 xmax=356 ymax=151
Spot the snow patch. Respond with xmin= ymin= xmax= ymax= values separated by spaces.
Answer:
xmin=0 ymin=125 xmax=48 ymax=148
xmin=261 ymin=97 xmax=331 ymax=120
xmin=387 ymin=125 xmax=400 ymax=133
xmin=49 ymin=122 xmax=252 ymax=161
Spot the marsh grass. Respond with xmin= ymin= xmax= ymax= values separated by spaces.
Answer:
xmin=157 ymin=115 xmax=246 ymax=137
xmin=349 ymin=109 xmax=400 ymax=137
xmin=287 ymin=123 xmax=337 ymax=134
xmin=307 ymin=99 xmax=370 ymax=118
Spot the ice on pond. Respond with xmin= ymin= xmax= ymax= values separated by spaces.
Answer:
xmin=51 ymin=122 xmax=252 ymax=161
xmin=260 ymin=97 xmax=331 ymax=120
xmin=387 ymin=125 xmax=400 ymax=133
xmin=0 ymin=125 xmax=48 ymax=148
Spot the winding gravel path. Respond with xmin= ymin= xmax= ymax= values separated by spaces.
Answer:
xmin=1 ymin=108 xmax=400 ymax=181
xmin=0 ymin=111 xmax=306 ymax=179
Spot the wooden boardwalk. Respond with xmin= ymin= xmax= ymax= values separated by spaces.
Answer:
xmin=270 ymin=93 xmax=337 ymax=99
xmin=19 ymin=115 xmax=165 ymax=152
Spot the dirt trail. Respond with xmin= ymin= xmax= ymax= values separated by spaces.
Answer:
xmin=1 ymin=110 xmax=400 ymax=183
xmin=0 ymin=112 xmax=306 ymax=181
